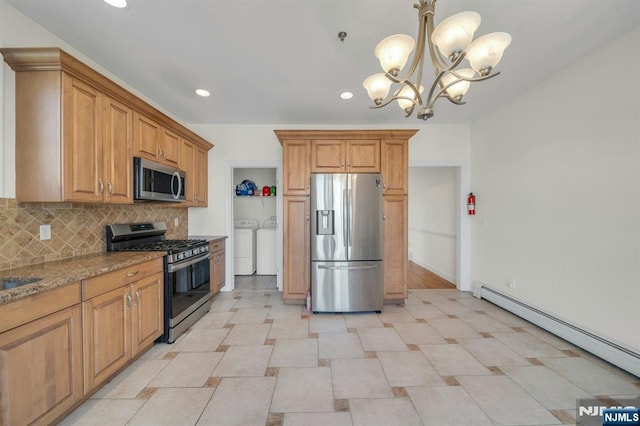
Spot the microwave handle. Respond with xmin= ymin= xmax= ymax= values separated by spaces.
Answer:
xmin=171 ymin=171 xmax=182 ymax=200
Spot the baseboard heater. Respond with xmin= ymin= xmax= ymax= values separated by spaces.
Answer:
xmin=472 ymin=282 xmax=640 ymax=378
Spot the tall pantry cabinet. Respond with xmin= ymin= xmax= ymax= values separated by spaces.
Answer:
xmin=275 ymin=130 xmax=418 ymax=304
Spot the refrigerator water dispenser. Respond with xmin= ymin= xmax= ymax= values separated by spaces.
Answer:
xmin=316 ymin=210 xmax=334 ymax=235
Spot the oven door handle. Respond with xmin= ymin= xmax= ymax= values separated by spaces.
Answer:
xmin=167 ymin=253 xmax=211 ymax=272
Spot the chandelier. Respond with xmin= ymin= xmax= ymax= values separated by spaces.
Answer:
xmin=362 ymin=0 xmax=511 ymax=120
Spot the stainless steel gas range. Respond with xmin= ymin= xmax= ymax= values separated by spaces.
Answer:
xmin=106 ymin=222 xmax=211 ymax=343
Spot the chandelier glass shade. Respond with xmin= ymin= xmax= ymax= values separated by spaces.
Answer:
xmin=362 ymin=0 xmax=511 ymax=120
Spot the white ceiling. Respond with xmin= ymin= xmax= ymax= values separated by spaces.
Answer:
xmin=5 ymin=0 xmax=640 ymax=125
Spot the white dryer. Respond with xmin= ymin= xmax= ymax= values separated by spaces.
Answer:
xmin=234 ymin=219 xmax=258 ymax=275
xmin=257 ymin=219 xmax=277 ymax=275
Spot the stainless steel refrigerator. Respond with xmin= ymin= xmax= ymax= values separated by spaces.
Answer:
xmin=311 ymin=173 xmax=383 ymax=313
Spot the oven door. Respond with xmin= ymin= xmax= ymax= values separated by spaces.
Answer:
xmin=166 ymin=252 xmax=211 ymax=328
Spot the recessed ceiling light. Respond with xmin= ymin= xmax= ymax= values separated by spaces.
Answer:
xmin=104 ymin=0 xmax=127 ymax=8
xmin=340 ymin=91 xmax=354 ymax=100
xmin=195 ymin=89 xmax=210 ymax=97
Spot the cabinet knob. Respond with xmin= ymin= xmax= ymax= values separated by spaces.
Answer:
xmin=157 ymin=146 xmax=162 ymax=157
xmin=126 ymin=271 xmax=139 ymax=277
xmin=98 ymin=179 xmax=104 ymax=194
xmin=135 ymin=290 xmax=141 ymax=306
xmin=341 ymin=162 xmax=345 ymax=169
xmin=306 ymin=211 xmax=310 ymax=222
xmin=347 ymin=161 xmax=351 ymax=168
xmin=107 ymin=180 xmax=113 ymax=195
xmin=126 ymin=294 xmax=132 ymax=309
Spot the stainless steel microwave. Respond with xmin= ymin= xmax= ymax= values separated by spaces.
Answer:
xmin=134 ymin=157 xmax=186 ymax=202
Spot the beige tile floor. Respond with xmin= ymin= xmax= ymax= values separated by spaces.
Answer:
xmin=61 ymin=275 xmax=640 ymax=425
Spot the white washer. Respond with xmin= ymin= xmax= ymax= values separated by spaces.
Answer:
xmin=234 ymin=219 xmax=258 ymax=275
xmin=257 ymin=219 xmax=277 ymax=275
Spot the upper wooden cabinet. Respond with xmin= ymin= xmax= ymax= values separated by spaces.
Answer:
xmin=181 ymin=139 xmax=196 ymax=204
xmin=133 ymin=112 xmax=180 ymax=167
xmin=180 ymin=138 xmax=208 ymax=207
xmin=194 ymin=146 xmax=208 ymax=206
xmin=281 ymin=139 xmax=311 ymax=195
xmin=311 ymin=139 xmax=380 ymax=173
xmin=0 ymin=47 xmax=213 ymax=204
xmin=381 ymin=138 xmax=409 ymax=195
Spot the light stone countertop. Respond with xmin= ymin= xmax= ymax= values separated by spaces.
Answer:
xmin=0 ymin=251 xmax=166 ymax=304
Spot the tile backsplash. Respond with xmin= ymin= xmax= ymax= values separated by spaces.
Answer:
xmin=0 ymin=198 xmax=187 ymax=271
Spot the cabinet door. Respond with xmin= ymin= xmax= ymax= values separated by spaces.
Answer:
xmin=160 ymin=127 xmax=180 ymax=166
xmin=0 ymin=305 xmax=83 ymax=425
xmin=283 ymin=140 xmax=310 ymax=195
xmin=311 ymin=140 xmax=345 ymax=173
xmin=103 ymin=96 xmax=133 ymax=204
xmin=283 ymin=196 xmax=310 ymax=300
xmin=82 ymin=286 xmax=131 ymax=393
xmin=346 ymin=139 xmax=380 ymax=173
xmin=381 ymin=139 xmax=408 ymax=195
xmin=133 ymin=112 xmax=160 ymax=161
xmin=63 ymin=75 xmax=103 ymax=202
xmin=194 ymin=146 xmax=208 ymax=206
xmin=383 ymin=195 xmax=408 ymax=299
xmin=131 ymin=272 xmax=164 ymax=356
xmin=181 ymin=139 xmax=196 ymax=205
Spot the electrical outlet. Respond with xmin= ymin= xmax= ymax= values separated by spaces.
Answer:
xmin=174 ymin=217 xmax=180 ymax=227
xmin=39 ymin=224 xmax=51 ymax=240
xmin=506 ymin=277 xmax=516 ymax=289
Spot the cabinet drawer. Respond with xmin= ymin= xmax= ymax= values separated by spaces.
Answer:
xmin=82 ymin=258 xmax=163 ymax=300
xmin=0 ymin=282 xmax=81 ymax=334
xmin=210 ymin=239 xmax=225 ymax=252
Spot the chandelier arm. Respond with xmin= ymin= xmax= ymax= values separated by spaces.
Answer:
xmin=426 ymin=76 xmax=469 ymax=109
xmin=400 ymin=80 xmax=425 ymax=107
xmin=449 ymin=69 xmax=501 ymax=82
xmin=392 ymin=8 xmax=429 ymax=83
xmin=424 ymin=2 xmax=450 ymax=74
xmin=424 ymin=69 xmax=447 ymax=109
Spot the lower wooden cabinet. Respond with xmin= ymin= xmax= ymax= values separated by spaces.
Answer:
xmin=283 ymin=196 xmax=310 ymax=301
xmin=210 ymin=239 xmax=226 ymax=295
xmin=383 ymin=195 xmax=408 ymax=300
xmin=0 ymin=305 xmax=83 ymax=425
xmin=82 ymin=271 xmax=163 ymax=394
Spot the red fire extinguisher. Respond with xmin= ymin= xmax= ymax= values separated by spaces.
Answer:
xmin=467 ymin=192 xmax=476 ymax=215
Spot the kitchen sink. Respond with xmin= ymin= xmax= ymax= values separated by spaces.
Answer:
xmin=1 ymin=277 xmax=42 ymax=291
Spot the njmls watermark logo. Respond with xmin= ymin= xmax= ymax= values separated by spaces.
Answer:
xmin=577 ymin=397 xmax=640 ymax=426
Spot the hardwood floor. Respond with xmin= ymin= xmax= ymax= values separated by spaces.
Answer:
xmin=408 ymin=261 xmax=456 ymax=289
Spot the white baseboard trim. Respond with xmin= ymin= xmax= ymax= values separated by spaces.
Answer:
xmin=474 ymin=281 xmax=640 ymax=378
xmin=411 ymin=259 xmax=457 ymax=285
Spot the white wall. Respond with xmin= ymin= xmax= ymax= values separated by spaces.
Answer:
xmin=470 ymin=26 xmax=640 ymax=353
xmin=409 ymin=167 xmax=457 ymax=283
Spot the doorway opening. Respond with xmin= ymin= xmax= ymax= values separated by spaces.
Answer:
xmin=227 ymin=164 xmax=283 ymax=293
xmin=408 ymin=163 xmax=469 ymax=291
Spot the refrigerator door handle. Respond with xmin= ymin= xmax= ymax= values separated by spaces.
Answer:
xmin=318 ymin=264 xmax=378 ymax=271
xmin=348 ymin=188 xmax=353 ymax=249
xmin=343 ymin=188 xmax=348 ymax=248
